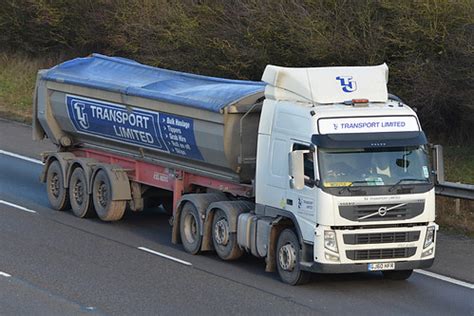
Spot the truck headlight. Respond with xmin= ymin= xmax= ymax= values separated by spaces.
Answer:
xmin=424 ymin=226 xmax=435 ymax=248
xmin=324 ymin=231 xmax=338 ymax=253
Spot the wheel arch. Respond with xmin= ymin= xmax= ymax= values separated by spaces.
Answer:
xmin=262 ymin=209 xmax=311 ymax=273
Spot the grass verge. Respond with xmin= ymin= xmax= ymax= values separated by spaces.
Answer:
xmin=443 ymin=146 xmax=474 ymax=184
xmin=0 ymin=53 xmax=58 ymax=123
xmin=436 ymin=196 xmax=474 ymax=237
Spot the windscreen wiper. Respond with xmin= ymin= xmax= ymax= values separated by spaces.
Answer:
xmin=338 ymin=180 xmax=371 ymax=194
xmin=388 ymin=178 xmax=429 ymax=192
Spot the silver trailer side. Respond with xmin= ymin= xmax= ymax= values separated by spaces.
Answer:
xmin=33 ymin=72 xmax=264 ymax=184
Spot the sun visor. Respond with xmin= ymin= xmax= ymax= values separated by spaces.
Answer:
xmin=312 ymin=131 xmax=428 ymax=149
xmin=262 ymin=63 xmax=388 ymax=104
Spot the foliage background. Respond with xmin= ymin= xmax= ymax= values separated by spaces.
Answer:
xmin=0 ymin=0 xmax=473 ymax=143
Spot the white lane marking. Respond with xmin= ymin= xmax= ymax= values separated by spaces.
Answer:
xmin=85 ymin=307 xmax=96 ymax=311
xmin=0 ymin=149 xmax=43 ymax=165
xmin=138 ymin=247 xmax=192 ymax=266
xmin=415 ymin=269 xmax=474 ymax=290
xmin=0 ymin=200 xmax=37 ymax=214
xmin=0 ymin=271 xmax=12 ymax=277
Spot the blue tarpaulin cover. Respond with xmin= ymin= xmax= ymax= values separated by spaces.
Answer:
xmin=42 ymin=54 xmax=266 ymax=112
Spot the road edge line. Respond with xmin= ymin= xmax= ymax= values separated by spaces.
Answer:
xmin=415 ymin=269 xmax=474 ymax=290
xmin=0 ymin=200 xmax=37 ymax=214
xmin=0 ymin=149 xmax=43 ymax=165
xmin=138 ymin=247 xmax=192 ymax=266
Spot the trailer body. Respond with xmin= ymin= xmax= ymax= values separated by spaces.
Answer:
xmin=34 ymin=54 xmax=437 ymax=284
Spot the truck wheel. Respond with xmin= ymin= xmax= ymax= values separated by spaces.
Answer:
xmin=46 ymin=160 xmax=70 ymax=211
xmin=276 ymin=229 xmax=311 ymax=285
xmin=212 ymin=209 xmax=243 ymax=260
xmin=382 ymin=269 xmax=413 ymax=280
xmin=92 ymin=170 xmax=126 ymax=221
xmin=69 ymin=167 xmax=95 ymax=218
xmin=180 ymin=203 xmax=202 ymax=254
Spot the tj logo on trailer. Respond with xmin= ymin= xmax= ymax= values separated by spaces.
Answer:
xmin=73 ymin=102 xmax=89 ymax=129
xmin=336 ymin=76 xmax=357 ymax=93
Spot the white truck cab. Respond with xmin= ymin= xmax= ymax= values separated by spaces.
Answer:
xmin=254 ymin=64 xmax=436 ymax=283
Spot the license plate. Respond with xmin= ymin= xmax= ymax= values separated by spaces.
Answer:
xmin=368 ymin=262 xmax=395 ymax=271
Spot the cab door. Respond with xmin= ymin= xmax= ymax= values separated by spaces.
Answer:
xmin=286 ymin=143 xmax=317 ymax=242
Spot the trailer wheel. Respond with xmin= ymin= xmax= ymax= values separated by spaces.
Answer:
xmin=92 ymin=170 xmax=126 ymax=221
xmin=212 ymin=209 xmax=243 ymax=260
xmin=276 ymin=229 xmax=311 ymax=285
xmin=180 ymin=203 xmax=202 ymax=254
xmin=69 ymin=167 xmax=95 ymax=218
xmin=46 ymin=160 xmax=70 ymax=211
xmin=382 ymin=269 xmax=413 ymax=280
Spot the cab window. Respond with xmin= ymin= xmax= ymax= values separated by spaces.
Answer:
xmin=293 ymin=144 xmax=314 ymax=187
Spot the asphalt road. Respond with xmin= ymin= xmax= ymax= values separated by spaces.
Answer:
xmin=0 ymin=119 xmax=473 ymax=315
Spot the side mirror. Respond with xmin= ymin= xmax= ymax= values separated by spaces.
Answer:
xmin=289 ymin=150 xmax=307 ymax=190
xmin=431 ymin=144 xmax=444 ymax=184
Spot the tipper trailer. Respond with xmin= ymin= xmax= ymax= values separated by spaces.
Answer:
xmin=33 ymin=54 xmax=437 ymax=284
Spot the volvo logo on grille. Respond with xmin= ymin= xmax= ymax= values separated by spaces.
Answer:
xmin=378 ymin=206 xmax=388 ymax=217
xmin=358 ymin=203 xmax=407 ymax=220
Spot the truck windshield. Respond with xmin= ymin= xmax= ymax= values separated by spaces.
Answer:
xmin=318 ymin=146 xmax=431 ymax=187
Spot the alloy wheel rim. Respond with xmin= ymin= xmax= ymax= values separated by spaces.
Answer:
xmin=50 ymin=173 xmax=60 ymax=198
xmin=97 ymin=182 xmax=108 ymax=207
xmin=278 ymin=242 xmax=297 ymax=271
xmin=73 ymin=179 xmax=84 ymax=205
xmin=214 ymin=218 xmax=229 ymax=246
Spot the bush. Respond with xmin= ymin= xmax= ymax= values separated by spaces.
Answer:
xmin=0 ymin=0 xmax=473 ymax=143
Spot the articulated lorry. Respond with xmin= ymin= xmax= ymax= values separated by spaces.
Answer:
xmin=33 ymin=54 xmax=437 ymax=284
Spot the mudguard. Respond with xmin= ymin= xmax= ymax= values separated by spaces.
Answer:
xmin=91 ymin=164 xmax=131 ymax=200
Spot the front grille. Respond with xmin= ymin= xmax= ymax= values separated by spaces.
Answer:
xmin=339 ymin=202 xmax=424 ymax=222
xmin=343 ymin=231 xmax=420 ymax=245
xmin=346 ymin=247 xmax=416 ymax=260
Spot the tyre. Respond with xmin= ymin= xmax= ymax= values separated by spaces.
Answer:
xmin=69 ymin=167 xmax=95 ymax=218
xmin=92 ymin=170 xmax=126 ymax=221
xmin=179 ymin=202 xmax=202 ymax=254
xmin=382 ymin=269 xmax=413 ymax=280
xmin=46 ymin=160 xmax=70 ymax=211
xmin=212 ymin=209 xmax=243 ymax=260
xmin=276 ymin=228 xmax=311 ymax=285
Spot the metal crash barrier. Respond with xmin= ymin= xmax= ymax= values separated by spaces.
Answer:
xmin=432 ymin=145 xmax=474 ymax=200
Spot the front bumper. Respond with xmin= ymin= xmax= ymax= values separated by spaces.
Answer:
xmin=300 ymin=258 xmax=434 ymax=273
xmin=314 ymin=223 xmax=437 ymax=265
